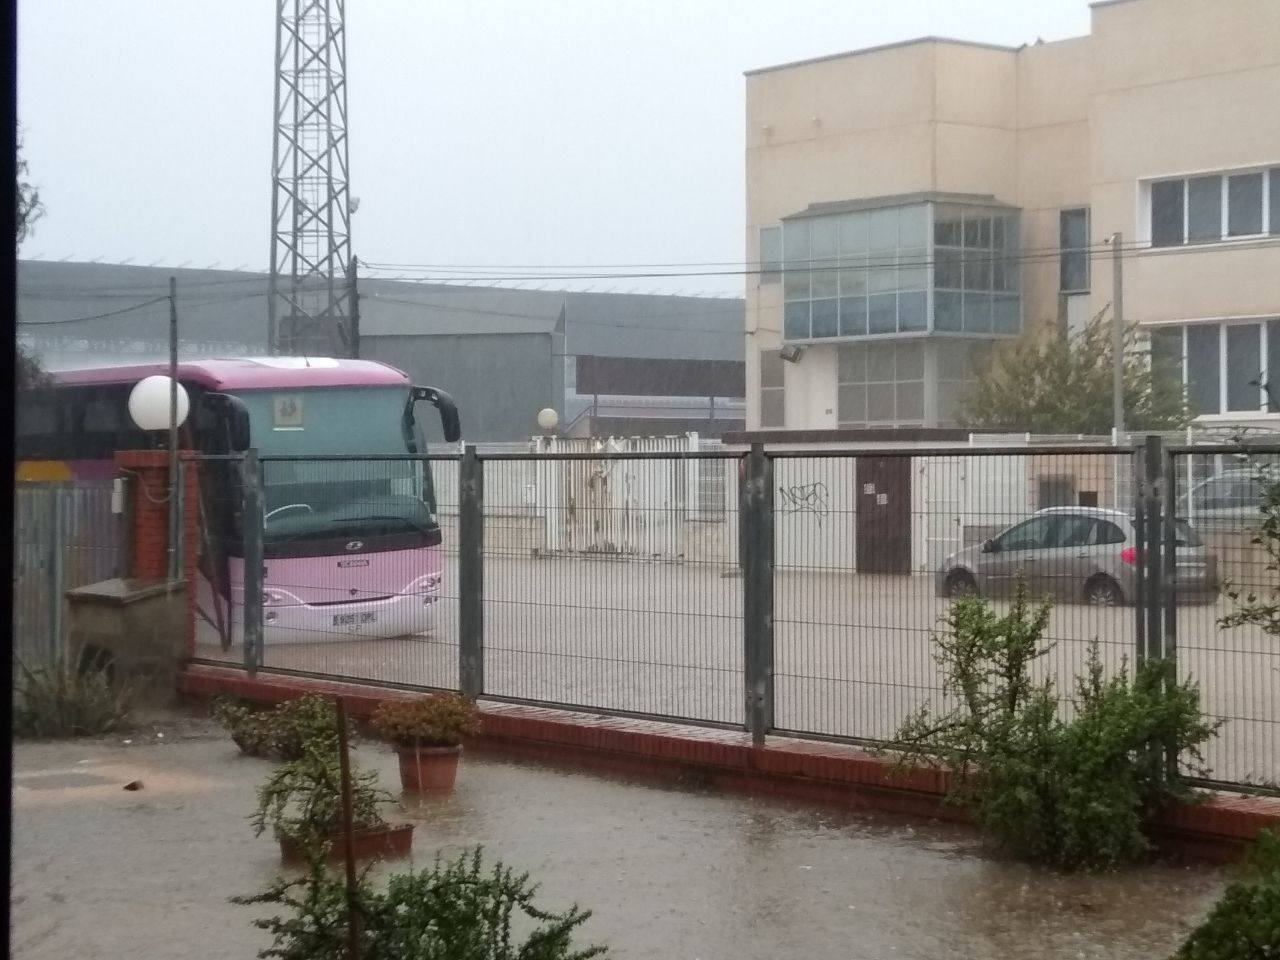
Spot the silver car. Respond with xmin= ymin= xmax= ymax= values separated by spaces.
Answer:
xmin=935 ymin=507 xmax=1218 ymax=605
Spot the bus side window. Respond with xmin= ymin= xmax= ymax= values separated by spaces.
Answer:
xmin=16 ymin=389 xmax=59 ymax=459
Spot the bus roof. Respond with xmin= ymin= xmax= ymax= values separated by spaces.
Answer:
xmin=51 ymin=357 xmax=410 ymax=391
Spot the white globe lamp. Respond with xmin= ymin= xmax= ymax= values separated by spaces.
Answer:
xmin=536 ymin=407 xmax=559 ymax=432
xmin=128 ymin=375 xmax=190 ymax=432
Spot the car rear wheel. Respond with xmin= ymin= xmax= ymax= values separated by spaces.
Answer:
xmin=945 ymin=570 xmax=979 ymax=599
xmin=1084 ymin=576 xmax=1124 ymax=606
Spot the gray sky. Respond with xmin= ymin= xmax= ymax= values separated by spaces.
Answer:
xmin=19 ymin=0 xmax=1091 ymax=296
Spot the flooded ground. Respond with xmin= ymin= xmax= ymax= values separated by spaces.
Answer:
xmin=11 ymin=712 xmax=1224 ymax=960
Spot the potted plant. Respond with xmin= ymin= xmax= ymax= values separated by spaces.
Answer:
xmin=371 ymin=694 xmax=480 ymax=793
xmin=251 ymin=747 xmax=413 ymax=864
xmin=213 ymin=693 xmax=354 ymax=760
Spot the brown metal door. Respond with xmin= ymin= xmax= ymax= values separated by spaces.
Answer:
xmin=855 ymin=456 xmax=912 ymax=574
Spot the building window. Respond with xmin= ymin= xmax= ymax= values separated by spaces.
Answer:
xmin=1059 ymin=208 xmax=1090 ymax=293
xmin=1149 ymin=167 xmax=1280 ymax=247
xmin=836 ymin=341 xmax=924 ymax=427
xmin=759 ymin=227 xmax=781 ymax=284
xmin=759 ymin=349 xmax=785 ymax=427
xmin=781 ymin=200 xmax=1020 ymax=342
xmin=933 ymin=203 xmax=1020 ymax=335
xmin=1149 ymin=320 xmax=1280 ymax=416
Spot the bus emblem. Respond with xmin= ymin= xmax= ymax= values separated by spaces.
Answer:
xmin=345 ymin=540 xmax=364 ymax=551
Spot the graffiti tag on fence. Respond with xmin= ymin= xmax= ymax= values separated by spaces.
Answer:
xmin=779 ymin=481 xmax=830 ymax=525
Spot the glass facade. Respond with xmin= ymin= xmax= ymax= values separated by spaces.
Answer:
xmin=781 ymin=200 xmax=1021 ymax=342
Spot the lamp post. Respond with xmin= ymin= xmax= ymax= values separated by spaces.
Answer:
xmin=536 ymin=407 xmax=559 ymax=433
xmin=128 ymin=375 xmax=190 ymax=581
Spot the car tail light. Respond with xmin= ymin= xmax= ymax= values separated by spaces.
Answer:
xmin=1120 ymin=546 xmax=1137 ymax=566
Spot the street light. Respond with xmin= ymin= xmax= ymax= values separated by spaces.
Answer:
xmin=128 ymin=375 xmax=190 ymax=581
xmin=536 ymin=407 xmax=559 ymax=432
xmin=128 ymin=375 xmax=189 ymax=432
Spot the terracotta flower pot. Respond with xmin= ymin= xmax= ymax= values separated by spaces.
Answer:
xmin=397 ymin=742 xmax=462 ymax=792
xmin=279 ymin=822 xmax=414 ymax=865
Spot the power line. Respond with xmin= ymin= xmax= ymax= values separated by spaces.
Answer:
xmin=16 ymin=295 xmax=170 ymax=326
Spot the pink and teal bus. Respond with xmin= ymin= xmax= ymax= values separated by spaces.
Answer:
xmin=16 ymin=357 xmax=460 ymax=647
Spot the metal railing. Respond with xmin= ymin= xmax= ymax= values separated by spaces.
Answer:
xmin=183 ymin=438 xmax=1280 ymax=791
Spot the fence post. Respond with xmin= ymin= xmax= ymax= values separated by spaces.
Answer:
xmin=241 ymin=450 xmax=264 ymax=676
xmin=459 ymin=445 xmax=485 ymax=700
xmin=49 ymin=487 xmax=66 ymax=664
xmin=1142 ymin=435 xmax=1165 ymax=663
xmin=1160 ymin=444 xmax=1181 ymax=780
xmin=1160 ymin=446 xmax=1179 ymax=666
xmin=1132 ymin=444 xmax=1148 ymax=666
xmin=741 ymin=443 xmax=775 ymax=744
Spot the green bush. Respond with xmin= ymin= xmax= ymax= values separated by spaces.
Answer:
xmin=234 ymin=847 xmax=607 ymax=960
xmin=893 ymin=587 xmax=1220 ymax=869
xmin=213 ymin=693 xmax=354 ymax=760
xmin=1173 ymin=829 xmax=1280 ymax=959
xmin=13 ymin=655 xmax=134 ymax=738
xmin=251 ymin=748 xmax=391 ymax=848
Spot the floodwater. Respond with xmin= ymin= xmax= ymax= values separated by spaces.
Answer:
xmin=11 ymin=713 xmax=1224 ymax=960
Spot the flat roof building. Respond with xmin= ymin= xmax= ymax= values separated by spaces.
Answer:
xmin=744 ymin=0 xmax=1280 ymax=435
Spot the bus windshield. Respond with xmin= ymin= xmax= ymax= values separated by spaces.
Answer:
xmin=234 ymin=386 xmax=438 ymax=546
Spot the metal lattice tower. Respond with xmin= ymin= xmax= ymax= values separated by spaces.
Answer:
xmin=268 ymin=0 xmax=356 ymax=357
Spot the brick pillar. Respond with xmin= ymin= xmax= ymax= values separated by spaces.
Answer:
xmin=115 ymin=450 xmax=171 ymax=580
xmin=114 ymin=450 xmax=200 ymax=655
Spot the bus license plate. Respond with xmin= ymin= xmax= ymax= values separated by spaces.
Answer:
xmin=332 ymin=612 xmax=378 ymax=627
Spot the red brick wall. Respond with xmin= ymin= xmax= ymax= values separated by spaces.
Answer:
xmin=115 ymin=450 xmax=200 ymax=654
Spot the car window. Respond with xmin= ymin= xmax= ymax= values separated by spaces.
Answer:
xmin=996 ymin=516 xmax=1058 ymax=552
xmin=1094 ymin=520 xmax=1127 ymax=545
xmin=1174 ymin=520 xmax=1202 ymax=547
xmin=1054 ymin=515 xmax=1095 ymax=548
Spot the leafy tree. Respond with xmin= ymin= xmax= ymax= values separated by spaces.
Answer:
xmin=960 ymin=309 xmax=1188 ymax=434
xmin=16 ymin=134 xmax=48 ymax=389
xmin=16 ymin=133 xmax=44 ymax=242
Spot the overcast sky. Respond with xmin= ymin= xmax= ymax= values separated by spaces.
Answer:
xmin=19 ymin=0 xmax=1091 ymax=296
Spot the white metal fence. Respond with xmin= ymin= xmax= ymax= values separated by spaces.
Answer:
xmin=12 ymin=481 xmax=122 ymax=671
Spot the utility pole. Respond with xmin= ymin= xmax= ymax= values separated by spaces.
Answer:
xmin=1110 ymin=232 xmax=1126 ymax=439
xmin=167 ymin=276 xmax=180 ymax=581
xmin=347 ymin=255 xmax=360 ymax=359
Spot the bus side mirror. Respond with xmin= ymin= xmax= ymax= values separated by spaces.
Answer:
xmin=411 ymin=386 xmax=461 ymax=443
xmin=204 ymin=393 xmax=251 ymax=451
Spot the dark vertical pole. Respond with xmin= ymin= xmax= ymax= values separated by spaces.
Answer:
xmin=334 ymin=697 xmax=361 ymax=960
xmin=348 ymin=255 xmax=360 ymax=359
xmin=1143 ymin=435 xmax=1164 ymax=663
xmin=459 ymin=445 xmax=484 ymax=699
xmin=242 ymin=450 xmax=264 ymax=676
xmin=742 ymin=443 xmax=774 ymax=745
xmin=1160 ymin=447 xmax=1178 ymax=663
xmin=167 ymin=276 xmax=180 ymax=582
xmin=1132 ymin=444 xmax=1147 ymax=667
xmin=1161 ymin=446 xmax=1181 ymax=779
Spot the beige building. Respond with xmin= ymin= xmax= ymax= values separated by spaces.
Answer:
xmin=745 ymin=0 xmax=1280 ymax=434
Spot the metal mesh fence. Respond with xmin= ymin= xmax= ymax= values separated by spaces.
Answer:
xmin=1168 ymin=447 xmax=1280 ymax=789
xmin=191 ymin=455 xmax=461 ymax=690
xmin=772 ymin=450 xmax=1141 ymax=742
xmin=480 ymin=453 xmax=743 ymax=724
xmin=187 ymin=441 xmax=1279 ymax=789
xmin=12 ymin=481 xmax=121 ymax=671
